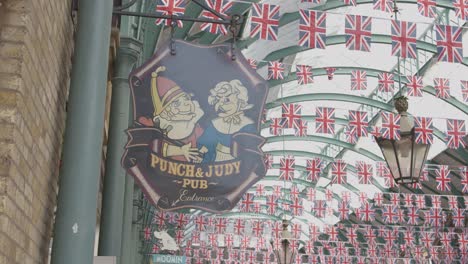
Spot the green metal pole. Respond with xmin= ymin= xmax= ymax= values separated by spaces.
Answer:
xmin=50 ymin=1 xmax=114 ymax=264
xmin=120 ymin=175 xmax=136 ymax=264
xmin=98 ymin=37 xmax=142 ymax=262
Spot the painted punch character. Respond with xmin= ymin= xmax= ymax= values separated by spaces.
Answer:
xmin=150 ymin=66 xmax=206 ymax=162
xmin=198 ymin=80 xmax=256 ymax=162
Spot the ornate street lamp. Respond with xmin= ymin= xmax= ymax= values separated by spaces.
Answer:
xmin=271 ymin=219 xmax=295 ymax=264
xmin=375 ymin=97 xmax=431 ymax=184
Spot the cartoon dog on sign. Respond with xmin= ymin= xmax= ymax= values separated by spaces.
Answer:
xmin=153 ymin=230 xmax=179 ymax=251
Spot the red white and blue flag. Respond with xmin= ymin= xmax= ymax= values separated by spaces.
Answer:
xmin=264 ymin=154 xmax=273 ymax=170
xmin=435 ymin=165 xmax=451 ymax=191
xmin=316 ymin=107 xmax=335 ymax=134
xmin=266 ymin=195 xmax=278 ymax=215
xmin=326 ymin=67 xmax=336 ymax=80
xmin=453 ymin=208 xmax=465 ymax=227
xmin=291 ymin=198 xmax=304 ymax=216
xmin=250 ymin=3 xmax=280 ymax=41
xmin=414 ymin=117 xmax=434 ymax=144
xmin=351 ymin=70 xmax=367 ymax=90
xmin=332 ymin=160 xmax=347 ymax=184
xmin=360 ymin=203 xmax=375 ymax=222
xmin=155 ymin=0 xmax=186 ymax=27
xmin=381 ymin=112 xmax=400 ymax=140
xmin=247 ymin=58 xmax=257 ymax=69
xmin=343 ymin=0 xmax=357 ymax=6
xmin=268 ymin=61 xmax=285 ymax=80
xmin=462 ymin=167 xmax=468 ymax=193
xmin=294 ymin=119 xmax=308 ymax=137
xmin=270 ymin=118 xmax=283 ymax=135
xmin=453 ymin=0 xmax=468 ymax=20
xmin=200 ymin=0 xmax=233 ymax=34
xmin=279 ymin=156 xmax=295 ymax=181
xmin=378 ymin=72 xmax=394 ymax=92
xmin=417 ymin=0 xmax=436 ymax=18
xmin=391 ymin=20 xmax=417 ymax=59
xmin=299 ymin=10 xmax=326 ymax=49
xmin=446 ymin=119 xmax=466 ymax=149
xmin=461 ymin=80 xmax=468 ymax=102
xmin=282 ymin=103 xmax=302 ymax=128
xmin=435 ymin=25 xmax=464 ymax=63
xmin=405 ymin=75 xmax=424 ymax=97
xmin=357 ymin=161 xmax=373 ymax=184
xmin=296 ymin=64 xmax=314 ymax=84
xmin=345 ymin=15 xmax=372 ymax=52
xmin=373 ymin=0 xmax=393 ymax=12
xmin=349 ymin=110 xmax=369 ymax=137
xmin=434 ymin=77 xmax=450 ymax=98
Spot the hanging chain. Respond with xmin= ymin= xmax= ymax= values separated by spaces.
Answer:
xmin=229 ymin=14 xmax=242 ymax=61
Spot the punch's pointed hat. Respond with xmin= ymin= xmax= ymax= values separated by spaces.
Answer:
xmin=151 ymin=66 xmax=183 ymax=116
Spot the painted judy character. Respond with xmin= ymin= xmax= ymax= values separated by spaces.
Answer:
xmin=198 ymin=80 xmax=256 ymax=162
xmin=149 ymin=66 xmax=206 ymax=162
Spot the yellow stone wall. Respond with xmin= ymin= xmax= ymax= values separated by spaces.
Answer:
xmin=0 ymin=0 xmax=74 ymax=263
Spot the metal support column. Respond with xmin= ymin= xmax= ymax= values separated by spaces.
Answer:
xmin=98 ymin=37 xmax=142 ymax=262
xmin=50 ymin=1 xmax=114 ymax=263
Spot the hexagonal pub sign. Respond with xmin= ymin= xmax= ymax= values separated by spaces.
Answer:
xmin=122 ymin=40 xmax=268 ymax=213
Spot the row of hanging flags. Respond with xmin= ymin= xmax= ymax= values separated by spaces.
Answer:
xmin=155 ymin=0 xmax=466 ymax=63
xmin=146 ymin=209 xmax=468 ymax=261
xmin=264 ymin=102 xmax=467 ymax=148
xmin=259 ymin=61 xmax=468 ymax=100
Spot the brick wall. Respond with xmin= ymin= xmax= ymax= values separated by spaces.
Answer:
xmin=0 ymin=0 xmax=74 ymax=263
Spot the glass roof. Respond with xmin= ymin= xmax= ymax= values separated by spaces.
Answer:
xmin=138 ymin=0 xmax=468 ymax=260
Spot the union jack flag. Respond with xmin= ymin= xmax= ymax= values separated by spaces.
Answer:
xmin=435 ymin=165 xmax=451 ymax=191
xmin=266 ymin=195 xmax=278 ymax=215
xmin=264 ymin=154 xmax=273 ymax=170
xmin=373 ymin=192 xmax=384 ymax=206
xmin=433 ymin=77 xmax=450 ymax=98
xmin=461 ymin=80 xmax=468 ymax=102
xmin=316 ymin=107 xmax=335 ymax=134
xmin=462 ymin=167 xmax=468 ymax=193
xmin=282 ymin=103 xmax=302 ymax=128
xmin=338 ymin=201 xmax=349 ymax=220
xmin=446 ymin=119 xmax=466 ymax=148
xmin=272 ymin=185 xmax=282 ymax=197
xmin=453 ymin=208 xmax=465 ymax=227
xmin=381 ymin=112 xmax=400 ymax=140
xmin=279 ymin=156 xmax=295 ymax=181
xmin=345 ymin=126 xmax=358 ymax=144
xmin=349 ymin=110 xmax=369 ymax=137
xmin=240 ymin=193 xmax=255 ymax=212
xmin=369 ymin=126 xmax=381 ymax=141
xmin=291 ymin=198 xmax=304 ymax=216
xmin=378 ymin=72 xmax=394 ymax=92
xmin=144 ymin=226 xmax=152 ymax=240
xmin=326 ymin=67 xmax=336 ymax=80
xmin=435 ymin=25 xmax=464 ymax=63
xmin=448 ymin=195 xmax=458 ymax=209
xmin=306 ymin=187 xmax=316 ymax=201
xmin=357 ymin=161 xmax=373 ymax=184
xmin=296 ymin=64 xmax=314 ymax=85
xmin=268 ymin=61 xmax=285 ymax=80
xmin=373 ymin=0 xmax=393 ymax=12
xmin=200 ymin=0 xmax=233 ymax=35
xmin=234 ymin=218 xmax=245 ymax=235
xmin=332 ymin=160 xmax=347 ymax=184
xmin=343 ymin=0 xmax=357 ymax=6
xmin=426 ymin=207 xmax=443 ymax=226
xmin=247 ymin=58 xmax=257 ymax=69
xmin=453 ymin=0 xmax=468 ymax=20
xmin=407 ymin=207 xmax=420 ymax=225
xmin=314 ymin=200 xmax=326 ymax=217
xmin=417 ymin=0 xmax=436 ymax=17
xmin=155 ymin=0 xmax=186 ymax=27
xmin=289 ymin=185 xmax=300 ymax=199
xmin=306 ymin=158 xmax=322 ymax=182
xmin=270 ymin=118 xmax=284 ymax=135
xmin=152 ymin=244 xmax=159 ymax=253
xmin=250 ymin=3 xmax=280 ymax=41
xmin=382 ymin=206 xmax=398 ymax=223
xmin=414 ymin=117 xmax=434 ymax=144
xmin=360 ymin=203 xmax=376 ymax=222
xmin=405 ymin=75 xmax=424 ymax=97
xmin=294 ymin=119 xmax=308 ymax=137
xmin=351 ymin=70 xmax=367 ymax=90
xmin=299 ymin=10 xmax=326 ymax=49
xmin=391 ymin=21 xmax=417 ymax=59
xmin=345 ymin=15 xmax=372 ymax=52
